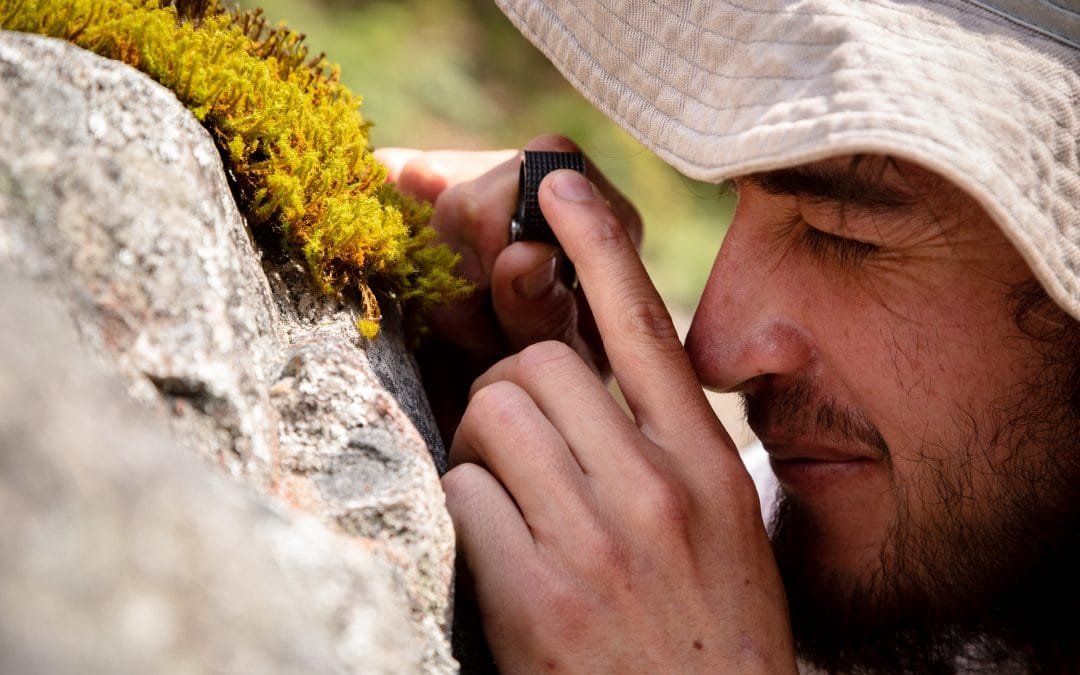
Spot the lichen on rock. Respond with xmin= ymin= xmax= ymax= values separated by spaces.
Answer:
xmin=0 ymin=0 xmax=472 ymax=335
xmin=0 ymin=29 xmax=457 ymax=673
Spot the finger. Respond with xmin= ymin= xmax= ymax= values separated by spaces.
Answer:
xmin=418 ymin=139 xmax=581 ymax=357
xmin=484 ymin=134 xmax=637 ymax=365
xmin=523 ymin=134 xmax=644 ymax=249
xmin=429 ymin=135 xmax=585 ymax=285
xmin=539 ymin=170 xmax=722 ymax=448
xmin=375 ymin=147 xmax=517 ymax=204
xmin=379 ymin=135 xmax=642 ymax=286
xmin=373 ymin=147 xmax=421 ymax=183
xmin=489 ymin=241 xmax=586 ymax=354
xmin=441 ymin=462 xmax=539 ymax=625
xmin=450 ymin=379 xmax=591 ymax=530
xmin=428 ymin=160 xmax=518 ymax=285
xmin=468 ymin=342 xmax=644 ymax=481
xmin=415 ymin=153 xmax=522 ymax=360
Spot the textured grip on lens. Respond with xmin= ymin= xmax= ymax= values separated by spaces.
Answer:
xmin=510 ymin=150 xmax=586 ymax=244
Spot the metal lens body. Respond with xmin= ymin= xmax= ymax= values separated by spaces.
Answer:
xmin=509 ymin=150 xmax=586 ymax=244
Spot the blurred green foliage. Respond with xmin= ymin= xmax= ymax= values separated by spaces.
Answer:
xmin=237 ymin=0 xmax=735 ymax=312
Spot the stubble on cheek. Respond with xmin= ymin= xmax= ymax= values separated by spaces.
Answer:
xmin=770 ymin=299 xmax=1080 ymax=673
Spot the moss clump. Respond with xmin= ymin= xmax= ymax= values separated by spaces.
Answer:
xmin=0 ymin=0 xmax=472 ymax=335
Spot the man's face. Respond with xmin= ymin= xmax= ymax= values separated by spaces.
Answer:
xmin=685 ymin=155 xmax=1079 ymax=671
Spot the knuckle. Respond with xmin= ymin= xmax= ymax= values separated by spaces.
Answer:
xmin=430 ymin=183 xmax=462 ymax=230
xmin=401 ymin=153 xmax=432 ymax=180
xmin=440 ymin=462 xmax=488 ymax=503
xmin=584 ymin=171 xmax=642 ymax=248
xmin=399 ymin=154 xmax=449 ymax=198
xmin=456 ymin=182 xmax=487 ymax=229
xmin=582 ymin=524 xmax=632 ymax=576
xmin=432 ymin=180 xmax=487 ymax=231
xmin=514 ymin=340 xmax=579 ymax=379
xmin=468 ymin=380 xmax=531 ymax=428
xmin=616 ymin=291 xmax=680 ymax=345
xmin=557 ymin=508 xmax=633 ymax=579
xmin=433 ymin=181 xmax=468 ymax=222
xmin=535 ymin=573 xmax=581 ymax=617
xmin=530 ymin=574 xmax=593 ymax=647
xmin=629 ymin=467 xmax=694 ymax=534
xmin=580 ymin=209 xmax=628 ymax=251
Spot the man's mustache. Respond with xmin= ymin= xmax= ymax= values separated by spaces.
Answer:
xmin=742 ymin=377 xmax=890 ymax=460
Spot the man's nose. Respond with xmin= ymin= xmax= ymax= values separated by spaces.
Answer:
xmin=685 ymin=208 xmax=816 ymax=394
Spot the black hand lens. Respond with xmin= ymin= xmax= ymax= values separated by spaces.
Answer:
xmin=509 ymin=150 xmax=586 ymax=287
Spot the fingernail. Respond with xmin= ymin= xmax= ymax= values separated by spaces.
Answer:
xmin=550 ymin=171 xmax=598 ymax=202
xmin=512 ymin=255 xmax=558 ymax=300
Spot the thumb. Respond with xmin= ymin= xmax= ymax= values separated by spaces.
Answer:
xmin=490 ymin=241 xmax=578 ymax=352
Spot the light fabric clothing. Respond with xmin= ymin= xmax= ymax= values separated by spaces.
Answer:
xmin=741 ymin=440 xmax=778 ymax=528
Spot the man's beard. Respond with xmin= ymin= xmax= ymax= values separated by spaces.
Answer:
xmin=750 ymin=344 xmax=1080 ymax=674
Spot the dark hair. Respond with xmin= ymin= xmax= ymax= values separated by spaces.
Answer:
xmin=1009 ymin=279 xmax=1080 ymax=418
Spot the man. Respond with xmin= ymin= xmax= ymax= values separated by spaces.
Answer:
xmin=377 ymin=1 xmax=1079 ymax=671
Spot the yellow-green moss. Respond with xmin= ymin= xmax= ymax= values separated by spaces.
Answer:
xmin=0 ymin=0 xmax=472 ymax=333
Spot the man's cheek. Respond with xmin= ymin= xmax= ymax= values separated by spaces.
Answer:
xmin=852 ymin=320 xmax=953 ymax=464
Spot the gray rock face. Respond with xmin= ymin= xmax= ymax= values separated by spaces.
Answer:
xmin=0 ymin=276 xmax=425 ymax=674
xmin=0 ymin=31 xmax=455 ymax=673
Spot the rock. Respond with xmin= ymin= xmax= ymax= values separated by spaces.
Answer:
xmin=0 ymin=276 xmax=425 ymax=674
xmin=0 ymin=31 xmax=455 ymax=673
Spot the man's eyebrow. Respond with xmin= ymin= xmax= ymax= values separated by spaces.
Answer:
xmin=743 ymin=163 xmax=916 ymax=209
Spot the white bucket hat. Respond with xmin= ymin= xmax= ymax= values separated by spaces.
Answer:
xmin=495 ymin=0 xmax=1080 ymax=321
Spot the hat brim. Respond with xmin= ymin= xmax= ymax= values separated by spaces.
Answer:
xmin=496 ymin=0 xmax=1080 ymax=321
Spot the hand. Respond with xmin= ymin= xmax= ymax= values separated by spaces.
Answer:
xmin=375 ymin=135 xmax=641 ymax=444
xmin=443 ymin=169 xmax=797 ymax=672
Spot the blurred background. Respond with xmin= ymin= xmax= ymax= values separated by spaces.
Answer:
xmin=236 ymin=0 xmax=755 ymax=447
